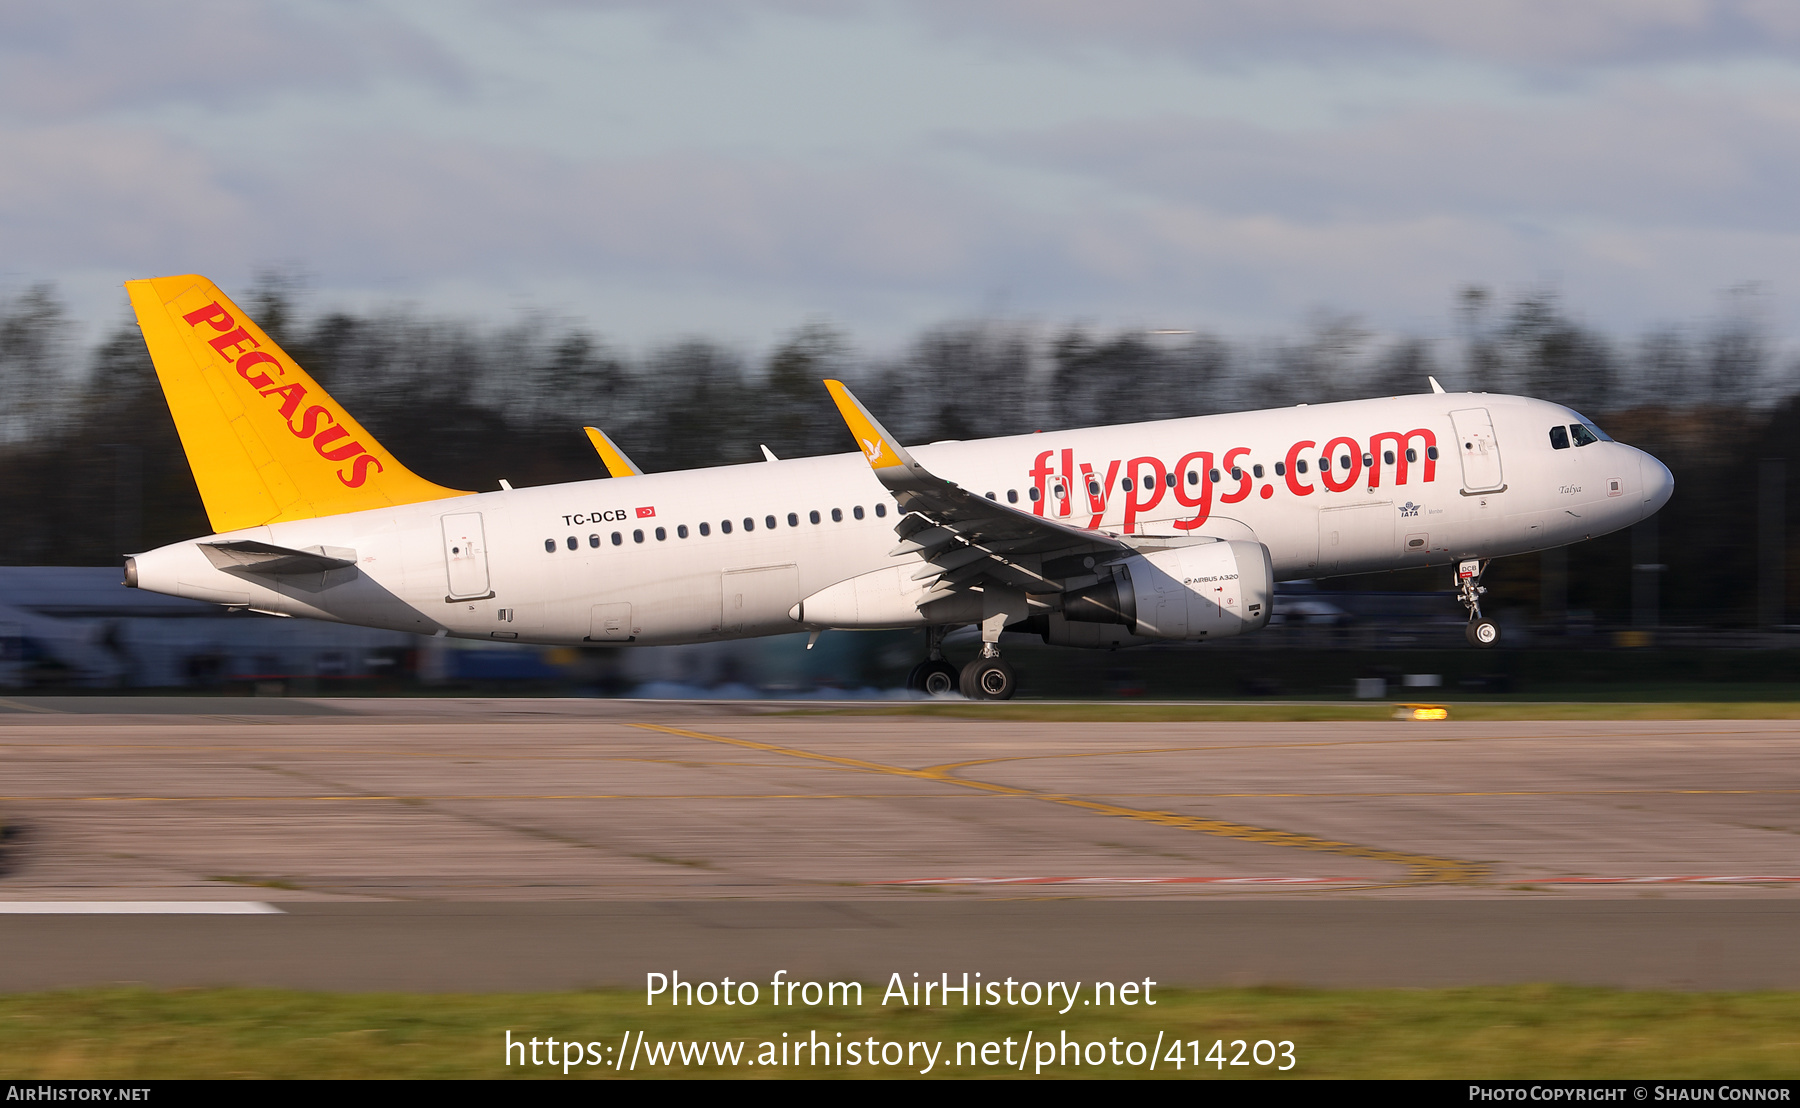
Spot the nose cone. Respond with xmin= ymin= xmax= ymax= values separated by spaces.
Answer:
xmin=1638 ymin=450 xmax=1673 ymax=516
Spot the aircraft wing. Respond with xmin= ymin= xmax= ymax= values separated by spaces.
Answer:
xmin=824 ymin=380 xmax=1131 ymax=597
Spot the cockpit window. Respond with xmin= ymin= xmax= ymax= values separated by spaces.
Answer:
xmin=1570 ymin=423 xmax=1600 ymax=447
xmin=1566 ymin=411 xmax=1614 ymax=441
xmin=1549 ymin=425 xmax=1570 ymax=450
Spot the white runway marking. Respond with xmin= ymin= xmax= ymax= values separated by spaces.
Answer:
xmin=0 ymin=901 xmax=284 ymax=914
xmin=869 ymin=875 xmax=1800 ymax=886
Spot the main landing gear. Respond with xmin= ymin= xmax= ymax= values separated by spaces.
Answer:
xmin=1458 ymin=558 xmax=1501 ymax=648
xmin=906 ymin=625 xmax=1020 ymax=700
xmin=906 ymin=626 xmax=959 ymax=696
xmin=959 ymin=649 xmax=1017 ymax=701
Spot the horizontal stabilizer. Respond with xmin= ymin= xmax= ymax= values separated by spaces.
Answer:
xmin=200 ymin=540 xmax=358 ymax=576
xmin=583 ymin=427 xmax=644 ymax=478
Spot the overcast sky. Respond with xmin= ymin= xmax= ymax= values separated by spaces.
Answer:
xmin=6 ymin=0 xmax=1800 ymax=354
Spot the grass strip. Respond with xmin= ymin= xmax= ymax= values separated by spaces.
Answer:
xmin=785 ymin=701 xmax=1800 ymax=722
xmin=2 ymin=985 xmax=1797 ymax=1079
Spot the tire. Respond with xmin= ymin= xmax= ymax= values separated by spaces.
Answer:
xmin=1466 ymin=618 xmax=1500 ymax=648
xmin=961 ymin=657 xmax=1017 ymax=701
xmin=907 ymin=660 xmax=959 ymax=697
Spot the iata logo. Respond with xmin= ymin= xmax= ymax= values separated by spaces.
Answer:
xmin=1400 ymin=501 xmax=1421 ymax=517
xmin=181 ymin=301 xmax=384 ymax=488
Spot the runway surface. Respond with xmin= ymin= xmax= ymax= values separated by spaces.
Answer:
xmin=1 ymin=697 xmax=1797 ymax=988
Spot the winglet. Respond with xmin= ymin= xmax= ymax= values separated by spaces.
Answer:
xmin=824 ymin=379 xmax=916 ymax=473
xmin=583 ymin=427 xmax=643 ymax=478
xmin=1428 ymin=375 xmax=1446 ymax=394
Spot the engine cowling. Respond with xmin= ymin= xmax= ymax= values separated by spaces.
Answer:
xmin=1062 ymin=540 xmax=1273 ymax=641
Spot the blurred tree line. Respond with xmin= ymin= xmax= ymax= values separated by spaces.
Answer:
xmin=0 ymin=276 xmax=1794 ymax=627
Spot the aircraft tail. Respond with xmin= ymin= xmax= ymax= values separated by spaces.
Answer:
xmin=127 ymin=275 xmax=469 ymax=534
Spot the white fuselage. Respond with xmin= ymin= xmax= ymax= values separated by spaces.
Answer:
xmin=128 ymin=392 xmax=1672 ymax=646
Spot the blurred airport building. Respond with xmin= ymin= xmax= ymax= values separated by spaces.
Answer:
xmin=5 ymin=567 xmax=1797 ymax=698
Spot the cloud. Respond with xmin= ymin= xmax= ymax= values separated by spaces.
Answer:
xmin=9 ymin=111 xmax=1793 ymax=345
xmin=559 ymin=0 xmax=1800 ymax=70
xmin=958 ymin=80 xmax=1800 ymax=234
xmin=0 ymin=1 xmax=466 ymax=119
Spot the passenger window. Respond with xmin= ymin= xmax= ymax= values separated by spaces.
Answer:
xmin=1340 ymin=455 xmax=1351 ymax=470
xmin=1570 ymin=423 xmax=1599 ymax=447
xmin=831 ymin=508 xmax=843 ymax=522
xmin=1275 ymin=462 xmax=1286 ymax=477
xmin=788 ymin=512 xmax=799 ymax=527
xmin=1383 ymin=450 xmax=1395 ymax=464
xmin=611 ymin=531 xmax=622 ymax=546
xmin=1427 ymin=446 xmax=1439 ymax=460
xmin=721 ymin=520 xmax=732 ymax=534
xmin=1005 ymin=490 xmax=1017 ymax=503
xmin=677 ymin=525 xmax=689 ymax=539
xmin=1406 ymin=448 xmax=1417 ymax=463
xmin=544 ymin=539 xmax=555 ymax=552
xmin=1087 ymin=480 xmax=1100 ymax=496
xmin=810 ymin=510 xmax=821 ymax=524
xmin=1121 ymin=478 xmax=1131 ymax=492
xmin=633 ymin=529 xmax=644 ymax=543
xmin=855 ymin=505 xmax=866 ymax=518
xmin=1209 ymin=468 xmax=1221 ymax=483
xmin=699 ymin=522 xmax=710 ymax=536
xmin=567 ymin=536 xmax=578 ymax=550
xmin=1230 ymin=467 xmax=1242 ymax=480
xmin=1142 ymin=475 xmax=1154 ymax=490
xmin=765 ymin=515 xmax=776 ymax=529
xmin=655 ymin=527 xmax=666 ymax=541
xmin=589 ymin=534 xmax=600 ymax=548
xmin=1297 ymin=459 xmax=1308 ymax=474
xmin=1187 ymin=471 xmax=1198 ymax=485
xmin=1318 ymin=457 xmax=1329 ymax=471
xmin=1252 ymin=464 xmax=1264 ymax=479
xmin=1028 ymin=487 xmax=1041 ymax=501
xmin=1549 ymin=425 xmax=1570 ymax=450
xmin=875 ymin=504 xmax=887 ymax=518
xmin=1361 ymin=454 xmax=1372 ymax=468
xmin=986 ymin=492 xmax=997 ymax=500
xmin=743 ymin=518 xmax=754 ymax=532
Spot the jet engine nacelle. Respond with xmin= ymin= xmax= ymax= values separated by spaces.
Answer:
xmin=1061 ymin=540 xmax=1273 ymax=641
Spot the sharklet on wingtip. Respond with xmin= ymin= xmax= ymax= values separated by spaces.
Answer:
xmin=584 ymin=427 xmax=644 ymax=478
xmin=824 ymin=378 xmax=915 ymax=472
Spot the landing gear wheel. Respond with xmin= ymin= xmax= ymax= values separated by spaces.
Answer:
xmin=907 ymin=659 xmax=959 ymax=696
xmin=959 ymin=657 xmax=1017 ymax=701
xmin=1466 ymin=618 xmax=1500 ymax=648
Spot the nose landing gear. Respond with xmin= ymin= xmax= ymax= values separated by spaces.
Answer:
xmin=1457 ymin=558 xmax=1501 ymax=648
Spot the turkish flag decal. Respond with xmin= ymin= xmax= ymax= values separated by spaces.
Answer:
xmin=636 ymin=506 xmax=656 ymax=518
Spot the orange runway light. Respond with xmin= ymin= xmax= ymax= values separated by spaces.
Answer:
xmin=1393 ymin=704 xmax=1450 ymax=721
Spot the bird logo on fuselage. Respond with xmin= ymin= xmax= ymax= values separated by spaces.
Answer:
xmin=862 ymin=438 xmax=884 ymax=462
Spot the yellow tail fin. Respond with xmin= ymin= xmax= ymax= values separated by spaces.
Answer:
xmin=127 ymin=274 xmax=469 ymax=533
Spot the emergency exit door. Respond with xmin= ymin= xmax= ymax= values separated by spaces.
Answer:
xmin=441 ymin=512 xmax=492 ymax=599
xmin=1449 ymin=408 xmax=1506 ymax=493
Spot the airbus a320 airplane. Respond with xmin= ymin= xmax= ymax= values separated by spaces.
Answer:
xmin=122 ymin=276 xmax=1673 ymax=699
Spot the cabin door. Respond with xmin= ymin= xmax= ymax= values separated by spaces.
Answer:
xmin=1449 ymin=408 xmax=1506 ymax=493
xmin=441 ymin=513 xmax=492 ymax=599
